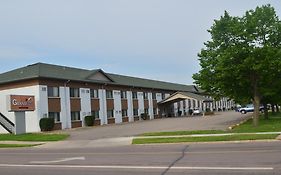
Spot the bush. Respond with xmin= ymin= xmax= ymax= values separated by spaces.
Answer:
xmin=39 ymin=118 xmax=55 ymax=131
xmin=178 ymin=111 xmax=182 ymax=116
xmin=141 ymin=113 xmax=150 ymax=120
xmin=84 ymin=116 xmax=95 ymax=126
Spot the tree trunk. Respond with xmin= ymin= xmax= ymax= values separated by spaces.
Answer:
xmin=253 ymin=95 xmax=260 ymax=127
xmin=251 ymin=74 xmax=260 ymax=127
xmin=276 ymin=104 xmax=279 ymax=113
xmin=271 ymin=103 xmax=275 ymax=113
xmin=263 ymin=102 xmax=269 ymax=120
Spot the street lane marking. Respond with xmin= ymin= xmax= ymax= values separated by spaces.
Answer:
xmin=29 ymin=157 xmax=85 ymax=164
xmin=0 ymin=164 xmax=274 ymax=171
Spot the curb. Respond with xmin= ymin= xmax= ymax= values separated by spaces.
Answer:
xmin=134 ymin=132 xmax=281 ymax=139
xmin=133 ymin=139 xmax=280 ymax=146
xmin=228 ymin=116 xmax=252 ymax=130
xmin=0 ymin=141 xmax=46 ymax=145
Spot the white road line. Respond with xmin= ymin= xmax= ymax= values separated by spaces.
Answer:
xmin=29 ymin=157 xmax=85 ymax=164
xmin=0 ymin=164 xmax=274 ymax=171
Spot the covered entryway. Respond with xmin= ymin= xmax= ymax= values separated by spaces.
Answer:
xmin=157 ymin=91 xmax=213 ymax=117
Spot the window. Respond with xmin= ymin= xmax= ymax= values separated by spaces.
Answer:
xmin=132 ymin=92 xmax=138 ymax=99
xmin=122 ymin=109 xmax=127 ymax=117
xmin=121 ymin=91 xmax=127 ymax=99
xmin=153 ymin=108 xmax=157 ymax=115
xmin=193 ymin=100 xmax=196 ymax=108
xmin=48 ymin=87 xmax=59 ymax=97
xmin=90 ymin=89 xmax=99 ymax=98
xmin=161 ymin=93 xmax=165 ymax=100
xmin=152 ymin=93 xmax=156 ymax=100
xmin=143 ymin=92 xmax=148 ymax=100
xmin=70 ymin=88 xmax=80 ymax=98
xmin=106 ymin=90 xmax=113 ymax=99
xmin=71 ymin=111 xmax=80 ymax=121
xmin=144 ymin=108 xmax=149 ymax=114
xmin=91 ymin=110 xmax=99 ymax=119
xmin=48 ymin=112 xmax=60 ymax=122
xmin=107 ymin=110 xmax=114 ymax=118
xmin=133 ymin=109 xmax=138 ymax=116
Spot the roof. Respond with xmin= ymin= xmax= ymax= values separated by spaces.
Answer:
xmin=158 ymin=91 xmax=213 ymax=104
xmin=0 ymin=62 xmax=197 ymax=92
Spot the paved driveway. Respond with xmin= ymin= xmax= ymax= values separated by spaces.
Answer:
xmin=40 ymin=111 xmax=251 ymax=149
xmin=62 ymin=111 xmax=251 ymax=140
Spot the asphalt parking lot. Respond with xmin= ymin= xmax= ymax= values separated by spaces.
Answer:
xmin=63 ymin=111 xmax=251 ymax=140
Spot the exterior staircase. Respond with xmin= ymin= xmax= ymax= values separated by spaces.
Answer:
xmin=0 ymin=112 xmax=15 ymax=134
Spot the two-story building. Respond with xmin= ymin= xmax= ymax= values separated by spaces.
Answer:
xmin=0 ymin=63 xmax=234 ymax=133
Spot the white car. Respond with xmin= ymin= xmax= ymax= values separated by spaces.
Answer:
xmin=193 ymin=108 xmax=202 ymax=115
xmin=238 ymin=104 xmax=264 ymax=114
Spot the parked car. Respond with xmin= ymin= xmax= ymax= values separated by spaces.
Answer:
xmin=193 ymin=108 xmax=202 ymax=115
xmin=238 ymin=104 xmax=264 ymax=114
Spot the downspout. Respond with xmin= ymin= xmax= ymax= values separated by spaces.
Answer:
xmin=101 ymin=84 xmax=106 ymax=125
xmin=64 ymin=80 xmax=70 ymax=128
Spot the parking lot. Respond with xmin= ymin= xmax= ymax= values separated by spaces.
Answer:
xmin=62 ymin=111 xmax=251 ymax=141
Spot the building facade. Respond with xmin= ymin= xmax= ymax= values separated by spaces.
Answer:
xmin=0 ymin=63 xmax=234 ymax=134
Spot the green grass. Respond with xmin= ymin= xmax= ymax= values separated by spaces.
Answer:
xmin=132 ymin=134 xmax=279 ymax=144
xmin=232 ymin=112 xmax=281 ymax=133
xmin=0 ymin=133 xmax=69 ymax=142
xmin=0 ymin=144 xmax=40 ymax=148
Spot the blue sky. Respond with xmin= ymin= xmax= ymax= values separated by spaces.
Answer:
xmin=0 ymin=0 xmax=280 ymax=84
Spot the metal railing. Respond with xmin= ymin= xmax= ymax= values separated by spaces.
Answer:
xmin=0 ymin=112 xmax=15 ymax=134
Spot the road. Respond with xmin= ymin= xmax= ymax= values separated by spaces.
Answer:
xmin=0 ymin=141 xmax=280 ymax=175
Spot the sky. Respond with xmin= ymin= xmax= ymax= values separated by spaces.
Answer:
xmin=0 ymin=0 xmax=280 ymax=85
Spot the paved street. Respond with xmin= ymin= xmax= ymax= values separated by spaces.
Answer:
xmin=0 ymin=141 xmax=280 ymax=175
xmin=1 ymin=111 xmax=280 ymax=175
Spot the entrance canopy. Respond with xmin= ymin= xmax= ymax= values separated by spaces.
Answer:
xmin=158 ymin=91 xmax=213 ymax=105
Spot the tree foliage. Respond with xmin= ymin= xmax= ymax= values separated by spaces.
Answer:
xmin=193 ymin=4 xmax=281 ymax=126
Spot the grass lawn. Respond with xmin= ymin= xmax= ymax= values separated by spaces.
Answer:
xmin=0 ymin=144 xmax=41 ymax=148
xmin=0 ymin=133 xmax=69 ymax=142
xmin=232 ymin=112 xmax=281 ymax=133
xmin=132 ymin=134 xmax=278 ymax=144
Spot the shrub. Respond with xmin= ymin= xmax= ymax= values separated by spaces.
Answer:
xmin=141 ymin=113 xmax=150 ymax=120
xmin=178 ymin=111 xmax=182 ymax=116
xmin=39 ymin=118 xmax=55 ymax=131
xmin=84 ymin=116 xmax=95 ymax=126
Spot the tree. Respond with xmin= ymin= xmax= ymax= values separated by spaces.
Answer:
xmin=193 ymin=4 xmax=281 ymax=126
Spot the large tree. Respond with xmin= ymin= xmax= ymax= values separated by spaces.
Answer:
xmin=193 ymin=5 xmax=281 ymax=126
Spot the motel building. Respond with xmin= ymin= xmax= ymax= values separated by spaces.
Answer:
xmin=0 ymin=63 xmax=235 ymax=134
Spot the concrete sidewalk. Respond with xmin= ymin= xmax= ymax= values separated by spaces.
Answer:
xmin=37 ymin=137 xmax=133 ymax=149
